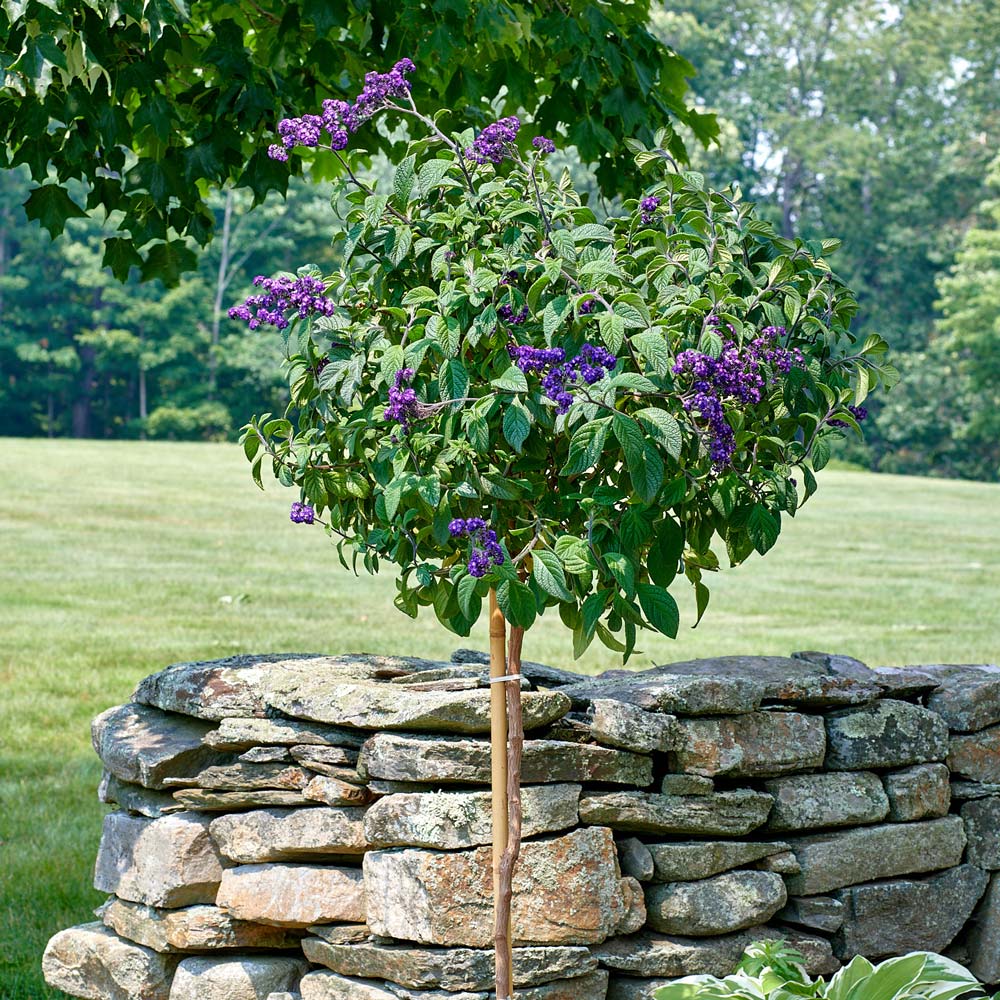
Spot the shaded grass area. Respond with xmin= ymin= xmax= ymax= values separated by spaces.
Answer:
xmin=1 ymin=437 xmax=998 ymax=997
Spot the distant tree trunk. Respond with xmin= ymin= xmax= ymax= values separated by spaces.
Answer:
xmin=209 ymin=190 xmax=234 ymax=401
xmin=138 ymin=327 xmax=148 ymax=439
xmin=780 ymin=157 xmax=804 ymax=239
xmin=72 ymin=344 xmax=96 ymax=438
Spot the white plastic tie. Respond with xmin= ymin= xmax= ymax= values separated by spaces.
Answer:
xmin=488 ymin=674 xmax=523 ymax=684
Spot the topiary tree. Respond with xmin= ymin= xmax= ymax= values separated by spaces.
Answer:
xmin=233 ymin=59 xmax=896 ymax=997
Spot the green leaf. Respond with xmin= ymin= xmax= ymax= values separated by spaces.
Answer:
xmin=139 ymin=240 xmax=198 ymax=285
xmin=572 ymin=223 xmax=614 ymax=242
xmin=438 ymin=358 xmax=469 ymax=401
xmin=491 ymin=365 xmax=529 ymax=393
xmin=605 ymin=551 xmax=636 ymax=598
xmin=555 ymin=535 xmax=597 ymax=575
xmin=388 ymin=225 xmax=413 ymax=267
xmin=481 ymin=473 xmax=522 ymax=500
xmin=747 ymin=504 xmax=780 ymax=555
xmin=637 ymin=583 xmax=680 ymax=638
xmin=543 ymin=295 xmax=572 ymax=337
xmin=457 ymin=573 xmax=482 ymax=620
xmin=23 ymin=183 xmax=86 ymax=239
xmin=532 ymin=548 xmax=573 ymax=601
xmin=417 ymin=158 xmax=453 ymax=196
xmin=496 ymin=579 xmax=537 ymax=629
xmin=393 ymin=155 xmax=416 ymax=203
xmin=632 ymin=331 xmax=671 ymax=375
xmin=612 ymin=297 xmax=648 ymax=329
xmin=550 ymin=229 xmax=577 ymax=263
xmin=635 ymin=407 xmax=682 ymax=459
xmin=302 ymin=467 xmax=327 ymax=505
xmin=503 ymin=398 xmax=531 ymax=452
xmin=561 ymin=417 xmax=611 ymax=476
xmin=648 ymin=517 xmax=684 ymax=587
xmin=102 ymin=237 xmax=143 ymax=282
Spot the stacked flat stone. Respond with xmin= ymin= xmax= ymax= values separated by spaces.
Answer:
xmin=41 ymin=651 xmax=1000 ymax=1000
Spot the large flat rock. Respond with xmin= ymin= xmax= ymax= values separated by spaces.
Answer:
xmin=261 ymin=664 xmax=570 ymax=733
xmin=884 ymin=763 xmax=951 ymax=821
xmin=589 ymin=700 xmax=680 ymax=753
xmin=450 ymin=648 xmax=587 ymax=687
xmin=833 ymin=864 xmax=988 ymax=959
xmin=99 ymin=772 xmax=183 ymax=818
xmin=172 ymin=789 xmax=320 ymax=811
xmin=645 ymin=870 xmax=787 ymax=935
xmin=91 ymin=703 xmax=225 ymax=790
xmin=919 ymin=663 xmax=1000 ymax=732
xmin=578 ymin=790 xmax=773 ymax=836
xmin=593 ymin=926 xmax=838 ymax=978
xmin=166 ymin=761 xmax=313 ymax=791
xmin=967 ymin=873 xmax=1000 ymax=983
xmin=644 ymin=841 xmax=790 ymax=883
xmin=300 ymin=935 xmax=596 ymax=991
xmin=363 ymin=784 xmax=579 ymax=849
xmin=98 ymin=899 xmax=301 ymax=952
xmin=169 ymin=956 xmax=308 ymax=1000
xmin=93 ymin=812 xmax=225 ymax=908
xmin=204 ymin=717 xmax=368 ymax=751
xmin=360 ymin=734 xmax=652 ymax=786
xmin=765 ymin=771 xmax=888 ymax=831
xmin=949 ymin=725 xmax=1000 ymax=782
xmin=672 ymin=712 xmax=826 ymax=777
xmin=42 ymin=923 xmax=179 ymax=1000
xmin=784 ymin=816 xmax=966 ymax=895
xmin=776 ymin=896 xmax=844 ymax=933
xmin=210 ymin=807 xmax=369 ymax=863
xmin=216 ymin=864 xmax=365 ymax=928
xmin=961 ymin=796 xmax=1000 ymax=867
xmin=364 ymin=826 xmax=632 ymax=947
xmin=825 ymin=699 xmax=949 ymax=769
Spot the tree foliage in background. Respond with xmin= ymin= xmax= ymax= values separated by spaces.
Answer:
xmin=0 ymin=0 xmax=716 ymax=284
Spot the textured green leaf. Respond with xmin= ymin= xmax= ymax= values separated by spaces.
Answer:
xmin=532 ymin=548 xmax=573 ymax=601
xmin=23 ymin=183 xmax=86 ymax=239
xmin=496 ymin=579 xmax=537 ymax=629
xmin=561 ymin=417 xmax=610 ymax=476
xmin=637 ymin=583 xmax=679 ymax=638
xmin=635 ymin=407 xmax=683 ymax=459
xmin=605 ymin=551 xmax=636 ymax=598
xmin=503 ymin=398 xmax=531 ymax=452
xmin=747 ymin=504 xmax=780 ymax=555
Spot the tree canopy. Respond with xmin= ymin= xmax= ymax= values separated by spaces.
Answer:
xmin=0 ymin=0 xmax=717 ymax=284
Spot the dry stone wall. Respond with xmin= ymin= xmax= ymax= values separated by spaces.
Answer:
xmin=41 ymin=650 xmax=1000 ymax=1000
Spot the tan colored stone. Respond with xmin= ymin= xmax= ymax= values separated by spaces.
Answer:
xmin=172 ymin=789 xmax=315 ymax=810
xmin=364 ymin=826 xmax=631 ymax=947
xmin=590 ymin=700 xmax=680 ymax=753
xmin=93 ymin=812 xmax=225 ymax=908
xmin=42 ymin=922 xmax=178 ymax=1000
xmin=303 ymin=775 xmax=372 ymax=806
xmin=98 ymin=898 xmax=301 ymax=952
xmin=168 ymin=955 xmax=308 ymax=1000
xmin=210 ymin=807 xmax=369 ymax=863
xmin=217 ymin=863 xmax=365 ymax=928
xmin=578 ymin=790 xmax=773 ymax=836
xmin=99 ymin=772 xmax=183 ymax=817
xmin=164 ymin=761 xmax=312 ymax=790
xmin=204 ymin=716 xmax=368 ymax=751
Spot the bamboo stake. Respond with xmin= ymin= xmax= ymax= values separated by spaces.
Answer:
xmin=488 ymin=589 xmax=512 ymax=1000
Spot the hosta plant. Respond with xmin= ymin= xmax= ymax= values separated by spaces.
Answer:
xmin=653 ymin=941 xmax=987 ymax=1000
xmin=233 ymin=60 xmax=895 ymax=997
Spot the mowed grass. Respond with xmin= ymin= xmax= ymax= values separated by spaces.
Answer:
xmin=1 ymin=437 xmax=998 ymax=998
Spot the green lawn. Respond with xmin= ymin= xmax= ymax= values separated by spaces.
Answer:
xmin=1 ymin=437 xmax=998 ymax=998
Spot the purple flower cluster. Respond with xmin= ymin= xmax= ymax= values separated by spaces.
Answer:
xmin=640 ymin=195 xmax=661 ymax=225
xmin=673 ymin=329 xmax=805 ymax=466
xmin=579 ymin=293 xmax=598 ymax=315
xmin=290 ymin=501 xmax=315 ymax=524
xmin=229 ymin=275 xmax=335 ymax=330
xmin=532 ymin=136 xmax=556 ymax=154
xmin=465 ymin=116 xmax=520 ymax=165
xmin=499 ymin=270 xmax=519 ymax=286
xmin=508 ymin=341 xmax=617 ymax=414
xmin=268 ymin=59 xmax=415 ymax=161
xmin=498 ymin=303 xmax=529 ymax=325
xmin=830 ymin=404 xmax=868 ymax=428
xmin=383 ymin=368 xmax=418 ymax=430
xmin=449 ymin=518 xmax=505 ymax=578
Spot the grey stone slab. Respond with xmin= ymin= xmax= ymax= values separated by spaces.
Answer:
xmin=169 ymin=956 xmax=308 ymax=1000
xmin=204 ymin=717 xmax=368 ymax=751
xmin=834 ymin=865 xmax=989 ymax=959
xmin=594 ymin=927 xmax=838 ymax=978
xmin=765 ymin=771 xmax=888 ymax=831
xmin=949 ymin=726 xmax=1000 ymax=783
xmin=360 ymin=734 xmax=652 ymax=787
xmin=660 ymin=774 xmax=714 ymax=795
xmin=93 ymin=812 xmax=225 ymax=908
xmin=919 ymin=663 xmax=1000 ymax=732
xmin=868 ymin=666 xmax=941 ymax=698
xmin=784 ymin=816 xmax=967 ymax=895
xmin=952 ymin=781 xmax=1000 ymax=801
xmin=363 ymin=784 xmax=579 ymax=849
xmin=645 ymin=870 xmax=787 ymax=935
xmin=825 ymin=699 xmax=949 ymax=769
xmin=92 ymin=703 xmax=225 ymax=790
xmin=42 ymin=922 xmax=179 ymax=1000
xmin=776 ymin=896 xmax=844 ymax=933
xmin=164 ymin=761 xmax=313 ymax=791
xmin=99 ymin=772 xmax=184 ymax=818
xmin=579 ymin=790 xmax=773 ymax=837
xmin=590 ymin=700 xmax=680 ymax=753
xmin=884 ymin=763 xmax=951 ymax=820
xmin=363 ymin=826 xmax=632 ymax=947
xmin=617 ymin=838 xmax=654 ymax=882
xmin=210 ymin=807 xmax=369 ymax=863
xmin=967 ymin=872 xmax=1000 ymax=982
xmin=672 ymin=712 xmax=826 ymax=778
xmin=299 ymin=937 xmax=596 ymax=991
xmin=172 ymin=789 xmax=320 ymax=811
xmin=961 ymin=797 xmax=1000 ymax=868
xmin=449 ymin=648 xmax=585 ymax=687
xmin=646 ymin=841 xmax=791 ymax=883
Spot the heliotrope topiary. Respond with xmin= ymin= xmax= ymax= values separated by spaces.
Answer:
xmin=234 ymin=59 xmax=897 ymax=659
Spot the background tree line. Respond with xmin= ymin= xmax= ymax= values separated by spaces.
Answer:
xmin=0 ymin=0 xmax=997 ymax=480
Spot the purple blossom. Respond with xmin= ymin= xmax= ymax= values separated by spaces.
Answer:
xmin=579 ymin=293 xmax=598 ymax=315
xmin=450 ymin=518 xmax=505 ymax=578
xmin=465 ymin=116 xmax=521 ymax=165
xmin=640 ymin=195 xmax=661 ymax=225
xmin=532 ymin=136 xmax=556 ymax=154
xmin=672 ymin=328 xmax=805 ymax=466
xmin=509 ymin=340 xmax=616 ymax=414
xmin=290 ymin=501 xmax=315 ymax=524
xmin=383 ymin=368 xmax=418 ymax=431
xmin=830 ymin=404 xmax=868 ymax=428
xmin=498 ymin=304 xmax=529 ymax=325
xmin=229 ymin=274 xmax=336 ymax=330
xmin=267 ymin=59 xmax=415 ymax=160
xmin=499 ymin=270 xmax=520 ymax=286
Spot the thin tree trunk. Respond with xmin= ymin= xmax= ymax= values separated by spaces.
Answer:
xmin=488 ymin=590 xmax=512 ymax=999
xmin=209 ymin=190 xmax=234 ymax=401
